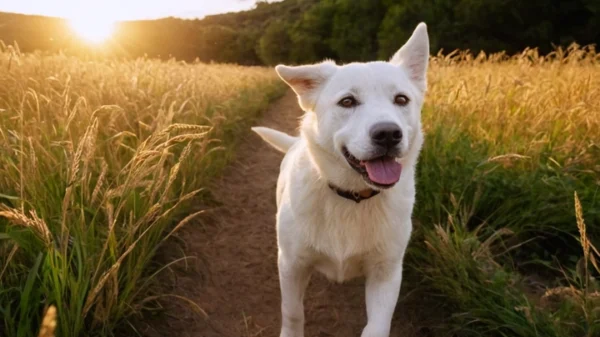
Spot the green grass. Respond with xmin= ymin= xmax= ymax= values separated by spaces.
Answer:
xmin=404 ymin=45 xmax=600 ymax=336
xmin=1 ymin=41 xmax=599 ymax=337
xmin=0 ymin=45 xmax=285 ymax=337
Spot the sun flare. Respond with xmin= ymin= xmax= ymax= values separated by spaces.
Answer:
xmin=69 ymin=17 xmax=116 ymax=44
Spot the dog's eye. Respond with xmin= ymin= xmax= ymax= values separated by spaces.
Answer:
xmin=338 ymin=96 xmax=358 ymax=108
xmin=394 ymin=94 xmax=410 ymax=106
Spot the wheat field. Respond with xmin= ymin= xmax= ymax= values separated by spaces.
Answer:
xmin=0 ymin=45 xmax=285 ymax=336
xmin=411 ymin=45 xmax=600 ymax=336
xmin=0 ymin=43 xmax=599 ymax=337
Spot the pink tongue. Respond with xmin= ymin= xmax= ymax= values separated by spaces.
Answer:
xmin=363 ymin=157 xmax=402 ymax=185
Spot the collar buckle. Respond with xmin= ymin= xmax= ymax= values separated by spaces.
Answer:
xmin=328 ymin=183 xmax=380 ymax=203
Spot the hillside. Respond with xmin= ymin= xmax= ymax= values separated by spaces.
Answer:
xmin=1 ymin=0 xmax=599 ymax=65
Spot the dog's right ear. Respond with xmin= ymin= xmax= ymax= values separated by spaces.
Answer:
xmin=389 ymin=22 xmax=429 ymax=92
xmin=275 ymin=61 xmax=337 ymax=111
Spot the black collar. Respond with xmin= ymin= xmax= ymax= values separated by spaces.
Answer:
xmin=328 ymin=183 xmax=380 ymax=203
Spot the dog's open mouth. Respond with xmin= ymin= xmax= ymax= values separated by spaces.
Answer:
xmin=342 ymin=146 xmax=402 ymax=189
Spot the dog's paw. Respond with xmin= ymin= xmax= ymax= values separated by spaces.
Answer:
xmin=280 ymin=324 xmax=304 ymax=337
xmin=361 ymin=324 xmax=391 ymax=337
xmin=279 ymin=331 xmax=304 ymax=337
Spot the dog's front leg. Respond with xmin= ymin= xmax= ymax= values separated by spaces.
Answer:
xmin=279 ymin=253 xmax=311 ymax=337
xmin=361 ymin=259 xmax=404 ymax=337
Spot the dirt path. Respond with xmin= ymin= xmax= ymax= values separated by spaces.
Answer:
xmin=138 ymin=91 xmax=421 ymax=337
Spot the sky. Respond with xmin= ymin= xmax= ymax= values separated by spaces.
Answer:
xmin=0 ymin=0 xmax=268 ymax=21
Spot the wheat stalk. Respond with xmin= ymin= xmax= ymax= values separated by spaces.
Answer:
xmin=0 ymin=205 xmax=52 ymax=246
xmin=38 ymin=305 xmax=57 ymax=337
xmin=91 ymin=160 xmax=108 ymax=203
xmin=574 ymin=192 xmax=590 ymax=290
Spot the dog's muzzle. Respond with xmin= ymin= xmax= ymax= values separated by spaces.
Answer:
xmin=342 ymin=145 xmax=403 ymax=189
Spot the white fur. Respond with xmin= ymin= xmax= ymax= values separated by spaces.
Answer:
xmin=252 ymin=23 xmax=429 ymax=337
xmin=252 ymin=127 xmax=299 ymax=153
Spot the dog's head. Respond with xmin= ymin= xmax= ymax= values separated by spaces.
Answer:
xmin=276 ymin=23 xmax=429 ymax=190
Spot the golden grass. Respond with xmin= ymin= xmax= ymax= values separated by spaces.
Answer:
xmin=1 ymin=41 xmax=598 ymax=337
xmin=411 ymin=45 xmax=600 ymax=336
xmin=0 ymin=46 xmax=284 ymax=336
xmin=425 ymin=44 xmax=600 ymax=160
xmin=38 ymin=306 xmax=57 ymax=337
xmin=536 ymin=193 xmax=600 ymax=335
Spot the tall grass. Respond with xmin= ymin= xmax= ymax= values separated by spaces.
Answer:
xmin=407 ymin=45 xmax=600 ymax=336
xmin=1 ymin=40 xmax=598 ymax=337
xmin=419 ymin=44 xmax=599 ymax=248
xmin=0 ymin=44 xmax=285 ymax=336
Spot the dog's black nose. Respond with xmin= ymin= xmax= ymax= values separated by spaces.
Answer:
xmin=370 ymin=122 xmax=402 ymax=149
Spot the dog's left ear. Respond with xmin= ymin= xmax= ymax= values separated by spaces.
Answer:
xmin=275 ymin=61 xmax=337 ymax=111
xmin=390 ymin=22 xmax=429 ymax=92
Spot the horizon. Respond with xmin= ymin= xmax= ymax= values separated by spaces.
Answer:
xmin=0 ymin=0 xmax=276 ymax=21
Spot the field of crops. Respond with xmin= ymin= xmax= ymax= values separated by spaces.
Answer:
xmin=0 ymin=43 xmax=599 ymax=337
xmin=0 ymin=45 xmax=285 ymax=336
xmin=409 ymin=45 xmax=600 ymax=336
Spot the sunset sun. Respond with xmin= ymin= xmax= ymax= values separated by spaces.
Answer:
xmin=68 ymin=16 xmax=116 ymax=44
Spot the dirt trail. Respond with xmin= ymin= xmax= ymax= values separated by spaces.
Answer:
xmin=138 ymin=91 xmax=421 ymax=337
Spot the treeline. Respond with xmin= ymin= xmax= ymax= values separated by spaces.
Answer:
xmin=1 ymin=0 xmax=599 ymax=65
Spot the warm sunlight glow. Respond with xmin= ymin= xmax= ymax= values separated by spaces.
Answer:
xmin=69 ymin=17 xmax=115 ymax=44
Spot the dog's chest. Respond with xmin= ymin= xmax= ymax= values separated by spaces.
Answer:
xmin=298 ymin=200 xmax=397 ymax=282
xmin=312 ymin=252 xmax=365 ymax=283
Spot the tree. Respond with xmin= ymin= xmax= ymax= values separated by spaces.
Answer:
xmin=196 ymin=25 xmax=239 ymax=63
xmin=378 ymin=3 xmax=412 ymax=59
xmin=0 ymin=0 xmax=598 ymax=64
xmin=289 ymin=0 xmax=336 ymax=64
xmin=257 ymin=20 xmax=292 ymax=65
xmin=329 ymin=0 xmax=386 ymax=62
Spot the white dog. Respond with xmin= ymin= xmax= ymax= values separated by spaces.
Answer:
xmin=252 ymin=22 xmax=429 ymax=337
